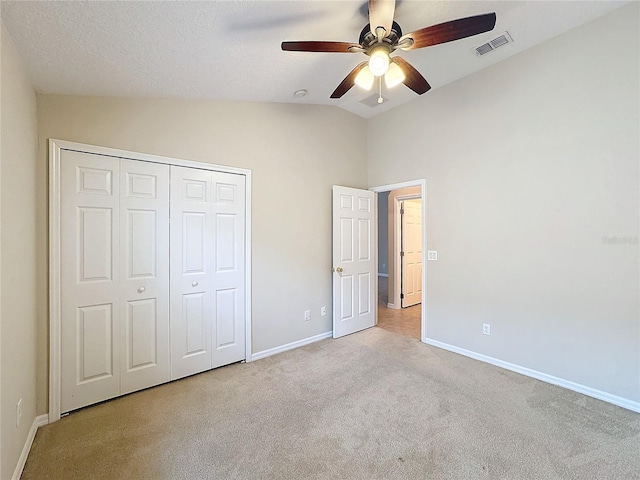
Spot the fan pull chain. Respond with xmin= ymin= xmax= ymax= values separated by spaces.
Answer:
xmin=378 ymin=77 xmax=383 ymax=104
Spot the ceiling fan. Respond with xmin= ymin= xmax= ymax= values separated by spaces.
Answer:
xmin=281 ymin=0 xmax=496 ymax=99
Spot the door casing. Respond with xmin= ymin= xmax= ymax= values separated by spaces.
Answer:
xmin=400 ymin=198 xmax=423 ymax=308
xmin=49 ymin=139 xmax=252 ymax=422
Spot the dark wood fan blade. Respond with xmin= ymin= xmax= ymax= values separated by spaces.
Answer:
xmin=281 ymin=41 xmax=360 ymax=53
xmin=400 ymin=13 xmax=496 ymax=50
xmin=393 ymin=57 xmax=431 ymax=95
xmin=369 ymin=0 xmax=395 ymax=36
xmin=330 ymin=62 xmax=368 ymax=98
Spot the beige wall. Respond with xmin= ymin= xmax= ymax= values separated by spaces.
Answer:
xmin=36 ymin=95 xmax=368 ymax=414
xmin=368 ymin=4 xmax=640 ymax=403
xmin=1 ymin=20 xmax=39 ymax=479
xmin=3 ymin=2 xmax=638 ymax=437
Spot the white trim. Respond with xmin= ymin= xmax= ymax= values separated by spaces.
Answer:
xmin=370 ymin=179 xmax=427 ymax=342
xmin=12 ymin=414 xmax=49 ymax=480
xmin=370 ymin=180 xmax=422 ymax=193
xmin=424 ymin=338 xmax=640 ymax=414
xmin=373 ymin=192 xmax=378 ymax=330
xmin=251 ymin=332 xmax=332 ymax=361
xmin=48 ymin=140 xmax=61 ymax=422
xmin=393 ymin=199 xmax=401 ymax=308
xmin=377 ymin=273 xmax=389 ymax=278
xmin=49 ymin=139 xmax=250 ymax=176
xmin=0 ymin=117 xmax=2 ymax=476
xmin=386 ymin=303 xmax=397 ymax=309
xmin=244 ymin=173 xmax=253 ymax=363
xmin=48 ymin=139 xmax=253 ymax=421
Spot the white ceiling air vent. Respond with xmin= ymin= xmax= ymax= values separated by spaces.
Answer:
xmin=475 ymin=31 xmax=513 ymax=56
xmin=359 ymin=93 xmax=387 ymax=108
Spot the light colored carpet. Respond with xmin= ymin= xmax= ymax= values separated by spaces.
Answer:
xmin=24 ymin=328 xmax=640 ymax=479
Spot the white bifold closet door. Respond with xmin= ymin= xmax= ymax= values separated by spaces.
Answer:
xmin=60 ymin=150 xmax=170 ymax=412
xmin=170 ymin=166 xmax=246 ymax=380
xmin=59 ymin=151 xmax=246 ymax=413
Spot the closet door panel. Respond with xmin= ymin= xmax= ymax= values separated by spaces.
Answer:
xmin=119 ymin=159 xmax=170 ymax=394
xmin=59 ymin=149 xmax=247 ymax=412
xmin=170 ymin=166 xmax=214 ymax=379
xmin=212 ymin=173 xmax=246 ymax=368
xmin=60 ymin=150 xmax=121 ymax=413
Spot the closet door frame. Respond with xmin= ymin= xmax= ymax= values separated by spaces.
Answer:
xmin=49 ymin=139 xmax=253 ymax=423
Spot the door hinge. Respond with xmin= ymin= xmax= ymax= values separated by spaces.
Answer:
xmin=400 ymin=251 xmax=404 ymax=257
xmin=400 ymin=293 xmax=404 ymax=299
xmin=400 ymin=208 xmax=404 ymax=215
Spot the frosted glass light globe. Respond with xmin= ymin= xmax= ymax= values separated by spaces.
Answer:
xmin=368 ymin=47 xmax=390 ymax=77
xmin=384 ymin=62 xmax=405 ymax=88
xmin=355 ymin=67 xmax=375 ymax=90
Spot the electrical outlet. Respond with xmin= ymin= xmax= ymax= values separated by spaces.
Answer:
xmin=304 ymin=310 xmax=311 ymax=321
xmin=483 ymin=323 xmax=491 ymax=335
xmin=16 ymin=398 xmax=22 ymax=427
xmin=320 ymin=306 xmax=326 ymax=316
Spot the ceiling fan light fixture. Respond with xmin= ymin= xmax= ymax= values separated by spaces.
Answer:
xmin=368 ymin=46 xmax=390 ymax=77
xmin=384 ymin=62 xmax=405 ymax=88
xmin=281 ymin=1 xmax=496 ymax=99
xmin=354 ymin=67 xmax=375 ymax=90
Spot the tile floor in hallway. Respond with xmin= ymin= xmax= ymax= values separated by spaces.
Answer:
xmin=376 ymin=275 xmax=421 ymax=340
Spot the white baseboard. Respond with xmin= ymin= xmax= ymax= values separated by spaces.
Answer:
xmin=378 ymin=273 xmax=389 ymax=277
xmin=12 ymin=414 xmax=49 ymax=480
xmin=423 ymin=338 xmax=640 ymax=414
xmin=251 ymin=331 xmax=333 ymax=361
xmin=386 ymin=303 xmax=398 ymax=309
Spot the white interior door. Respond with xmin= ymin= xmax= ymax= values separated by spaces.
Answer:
xmin=119 ymin=159 xmax=170 ymax=394
xmin=401 ymin=199 xmax=422 ymax=308
xmin=332 ymin=186 xmax=376 ymax=338
xmin=170 ymin=166 xmax=214 ymax=379
xmin=60 ymin=150 xmax=121 ymax=412
xmin=211 ymin=172 xmax=246 ymax=369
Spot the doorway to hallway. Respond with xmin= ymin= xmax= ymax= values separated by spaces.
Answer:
xmin=371 ymin=181 xmax=426 ymax=342
xmin=377 ymin=275 xmax=421 ymax=339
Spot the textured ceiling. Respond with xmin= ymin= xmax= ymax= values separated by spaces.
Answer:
xmin=0 ymin=1 xmax=628 ymax=118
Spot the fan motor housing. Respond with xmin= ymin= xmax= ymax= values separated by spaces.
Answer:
xmin=359 ymin=21 xmax=403 ymax=51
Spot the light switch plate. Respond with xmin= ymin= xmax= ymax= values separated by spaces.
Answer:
xmin=427 ymin=251 xmax=438 ymax=261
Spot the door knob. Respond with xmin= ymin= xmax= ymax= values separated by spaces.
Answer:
xmin=137 ymin=286 xmax=145 ymax=293
xmin=335 ymin=267 xmax=343 ymax=273
xmin=192 ymin=281 xmax=198 ymax=287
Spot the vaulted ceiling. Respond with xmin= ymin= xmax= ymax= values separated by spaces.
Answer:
xmin=1 ymin=1 xmax=627 ymax=118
